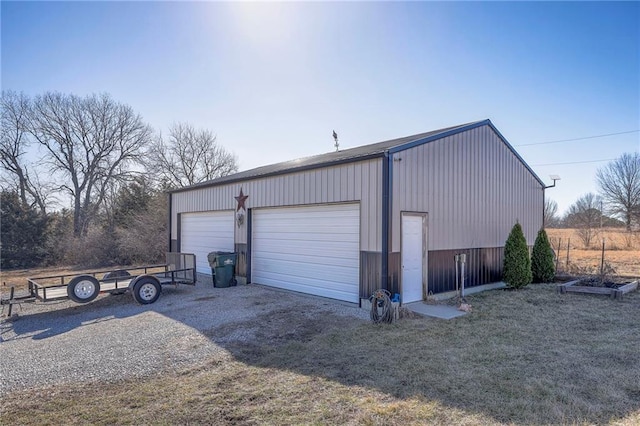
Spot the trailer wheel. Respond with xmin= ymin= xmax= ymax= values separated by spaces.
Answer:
xmin=132 ymin=277 xmax=161 ymax=304
xmin=67 ymin=275 xmax=100 ymax=303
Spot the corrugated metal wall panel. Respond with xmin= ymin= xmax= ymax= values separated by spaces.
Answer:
xmin=373 ymin=160 xmax=382 ymax=251
xmin=391 ymin=125 xmax=543 ymax=252
xmin=428 ymin=247 xmax=504 ymax=293
xmin=171 ymin=158 xmax=383 ymax=252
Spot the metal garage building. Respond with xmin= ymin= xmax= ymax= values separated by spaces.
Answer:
xmin=168 ymin=119 xmax=544 ymax=305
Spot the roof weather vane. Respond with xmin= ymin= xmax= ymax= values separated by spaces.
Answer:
xmin=333 ymin=130 xmax=339 ymax=151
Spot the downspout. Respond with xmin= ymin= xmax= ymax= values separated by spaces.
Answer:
xmin=542 ymin=187 xmax=545 ymax=229
xmin=381 ymin=151 xmax=391 ymax=290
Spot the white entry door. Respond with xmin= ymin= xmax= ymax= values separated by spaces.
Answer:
xmin=402 ymin=214 xmax=425 ymax=303
xmin=252 ymin=204 xmax=360 ymax=303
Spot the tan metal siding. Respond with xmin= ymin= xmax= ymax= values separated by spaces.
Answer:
xmin=171 ymin=158 xmax=383 ymax=251
xmin=392 ymin=125 xmax=543 ymax=252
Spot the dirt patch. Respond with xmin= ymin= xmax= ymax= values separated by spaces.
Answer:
xmin=193 ymin=295 xmax=217 ymax=302
xmin=205 ymin=304 xmax=351 ymax=362
xmin=577 ymin=277 xmax=631 ymax=288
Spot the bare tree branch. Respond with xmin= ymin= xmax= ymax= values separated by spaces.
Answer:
xmin=29 ymin=92 xmax=152 ymax=236
xmin=144 ymin=122 xmax=238 ymax=188
xmin=544 ymin=198 xmax=559 ymax=228
xmin=0 ymin=91 xmax=49 ymax=213
xmin=596 ymin=152 xmax=640 ymax=231
xmin=564 ymin=193 xmax=602 ymax=248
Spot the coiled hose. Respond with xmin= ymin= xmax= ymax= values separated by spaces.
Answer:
xmin=369 ymin=289 xmax=393 ymax=323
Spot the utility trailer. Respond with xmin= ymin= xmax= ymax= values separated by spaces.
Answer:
xmin=1 ymin=253 xmax=196 ymax=316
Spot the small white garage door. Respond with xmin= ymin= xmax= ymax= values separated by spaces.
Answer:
xmin=181 ymin=211 xmax=234 ymax=274
xmin=252 ymin=203 xmax=360 ymax=303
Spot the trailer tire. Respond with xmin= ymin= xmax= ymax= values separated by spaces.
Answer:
xmin=67 ymin=275 xmax=101 ymax=303
xmin=132 ymin=277 xmax=161 ymax=304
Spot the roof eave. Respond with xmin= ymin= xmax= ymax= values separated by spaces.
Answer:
xmin=166 ymin=151 xmax=386 ymax=194
xmin=387 ymin=119 xmax=490 ymax=154
xmin=388 ymin=119 xmax=545 ymax=189
xmin=485 ymin=121 xmax=546 ymax=188
xmin=168 ymin=119 xmax=545 ymax=194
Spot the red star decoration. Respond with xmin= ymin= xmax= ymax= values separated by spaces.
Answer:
xmin=235 ymin=188 xmax=248 ymax=212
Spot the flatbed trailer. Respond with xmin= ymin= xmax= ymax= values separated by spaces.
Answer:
xmin=1 ymin=253 xmax=196 ymax=316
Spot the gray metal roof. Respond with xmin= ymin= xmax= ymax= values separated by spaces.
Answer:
xmin=169 ymin=119 xmax=543 ymax=193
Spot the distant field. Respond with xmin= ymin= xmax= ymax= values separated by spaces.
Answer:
xmin=546 ymin=228 xmax=640 ymax=277
xmin=1 ymin=266 xmax=85 ymax=293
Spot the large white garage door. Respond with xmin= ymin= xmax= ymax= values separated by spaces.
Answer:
xmin=252 ymin=203 xmax=360 ymax=303
xmin=181 ymin=211 xmax=234 ymax=274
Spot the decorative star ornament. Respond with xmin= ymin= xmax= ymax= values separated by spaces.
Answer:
xmin=235 ymin=187 xmax=248 ymax=212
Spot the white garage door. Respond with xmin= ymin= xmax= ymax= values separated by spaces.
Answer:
xmin=252 ymin=203 xmax=360 ymax=303
xmin=181 ymin=211 xmax=234 ymax=274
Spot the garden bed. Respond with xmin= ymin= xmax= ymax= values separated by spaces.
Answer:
xmin=557 ymin=278 xmax=638 ymax=300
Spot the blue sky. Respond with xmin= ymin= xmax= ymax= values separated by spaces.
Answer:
xmin=2 ymin=1 xmax=639 ymax=215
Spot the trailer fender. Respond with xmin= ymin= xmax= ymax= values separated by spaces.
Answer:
xmin=103 ymin=270 xmax=131 ymax=280
xmin=129 ymin=275 xmax=162 ymax=305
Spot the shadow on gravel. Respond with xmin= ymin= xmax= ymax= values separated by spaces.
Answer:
xmin=1 ymin=283 xmax=207 ymax=343
xmin=0 ymin=284 xmax=200 ymax=344
xmin=1 ymin=293 xmax=138 ymax=341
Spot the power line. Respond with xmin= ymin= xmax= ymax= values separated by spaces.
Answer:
xmin=532 ymin=158 xmax=616 ymax=167
xmin=516 ymin=129 xmax=639 ymax=147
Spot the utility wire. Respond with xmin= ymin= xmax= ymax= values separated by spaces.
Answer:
xmin=532 ymin=158 xmax=616 ymax=167
xmin=516 ymin=129 xmax=639 ymax=147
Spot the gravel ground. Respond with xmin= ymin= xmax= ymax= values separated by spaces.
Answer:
xmin=0 ymin=280 xmax=368 ymax=396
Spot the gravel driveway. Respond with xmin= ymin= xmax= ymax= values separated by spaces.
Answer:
xmin=0 ymin=281 xmax=368 ymax=396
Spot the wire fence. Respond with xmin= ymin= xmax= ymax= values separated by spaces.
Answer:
xmin=551 ymin=236 xmax=639 ymax=279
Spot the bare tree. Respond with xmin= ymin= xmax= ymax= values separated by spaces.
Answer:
xmin=145 ymin=122 xmax=238 ymax=188
xmin=596 ymin=152 xmax=640 ymax=231
xmin=29 ymin=92 xmax=152 ymax=237
xmin=116 ymin=191 xmax=168 ymax=264
xmin=544 ymin=198 xmax=560 ymax=228
xmin=0 ymin=91 xmax=49 ymax=213
xmin=565 ymin=193 xmax=602 ymax=248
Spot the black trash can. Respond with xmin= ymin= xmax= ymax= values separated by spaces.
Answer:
xmin=207 ymin=251 xmax=237 ymax=288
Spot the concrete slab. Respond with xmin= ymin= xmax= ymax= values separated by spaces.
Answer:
xmin=430 ymin=281 xmax=507 ymax=301
xmin=404 ymin=302 xmax=467 ymax=320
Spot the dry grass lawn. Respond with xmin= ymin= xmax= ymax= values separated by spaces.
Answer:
xmin=2 ymin=283 xmax=639 ymax=425
xmin=546 ymin=228 xmax=640 ymax=277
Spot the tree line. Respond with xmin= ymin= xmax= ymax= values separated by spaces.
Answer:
xmin=2 ymin=90 xmax=637 ymax=268
xmin=544 ymin=152 xmax=640 ymax=247
xmin=1 ymin=91 xmax=238 ymax=269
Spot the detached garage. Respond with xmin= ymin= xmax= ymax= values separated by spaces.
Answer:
xmin=169 ymin=119 xmax=545 ymax=305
